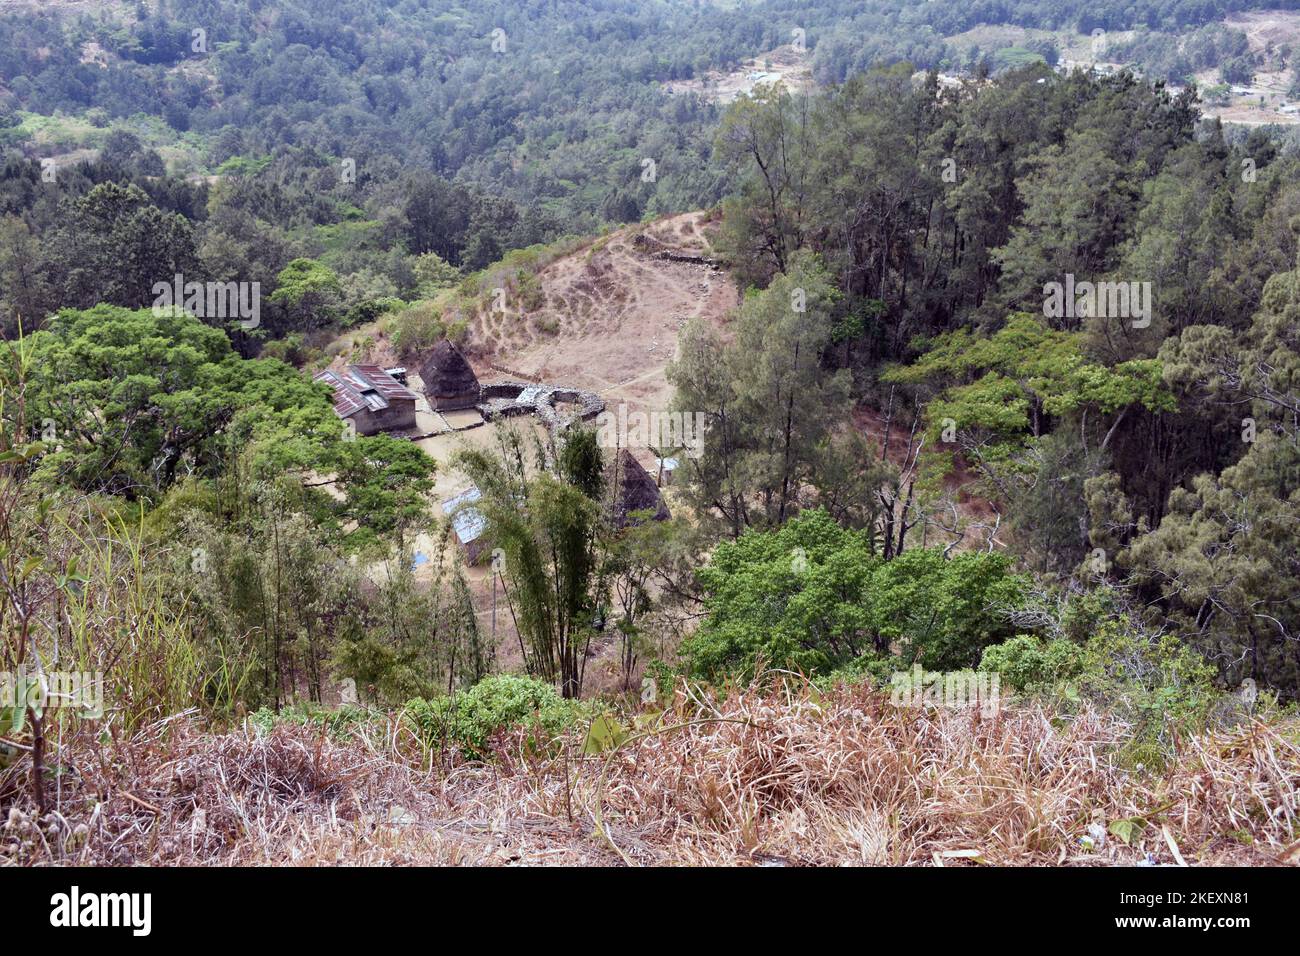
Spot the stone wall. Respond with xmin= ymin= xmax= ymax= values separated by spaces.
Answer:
xmin=477 ymin=381 xmax=605 ymax=433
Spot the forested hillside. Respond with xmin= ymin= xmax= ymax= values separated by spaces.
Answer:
xmin=4 ymin=0 xmax=1299 ymax=224
xmin=3 ymin=0 xmax=1300 ymax=871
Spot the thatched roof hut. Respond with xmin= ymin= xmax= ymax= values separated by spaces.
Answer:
xmin=610 ymin=449 xmax=669 ymax=528
xmin=419 ymin=340 xmax=480 ymax=411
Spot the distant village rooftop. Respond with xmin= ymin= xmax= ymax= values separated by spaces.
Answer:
xmin=441 ymin=486 xmax=489 ymax=562
xmin=611 ymin=448 xmax=670 ymax=528
xmin=315 ymin=365 xmax=419 ymax=435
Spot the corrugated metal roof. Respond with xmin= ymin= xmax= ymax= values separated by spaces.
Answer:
xmin=350 ymin=365 xmax=419 ymax=402
xmin=441 ymin=487 xmax=486 ymax=544
xmin=314 ymin=365 xmax=418 ymax=419
xmin=314 ymin=369 xmax=364 ymax=417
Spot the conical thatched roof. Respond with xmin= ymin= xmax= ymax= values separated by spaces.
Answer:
xmin=419 ymin=340 xmax=479 ymax=408
xmin=610 ymin=449 xmax=669 ymax=527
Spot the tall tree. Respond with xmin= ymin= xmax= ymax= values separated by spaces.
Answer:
xmin=456 ymin=427 xmax=602 ymax=698
xmin=27 ymin=305 xmax=339 ymax=499
xmin=53 ymin=182 xmax=198 ymax=310
xmin=670 ymin=252 xmax=851 ymax=536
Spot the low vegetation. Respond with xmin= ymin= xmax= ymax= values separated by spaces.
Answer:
xmin=4 ymin=676 xmax=1295 ymax=866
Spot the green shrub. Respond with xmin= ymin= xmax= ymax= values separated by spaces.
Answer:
xmin=681 ymin=510 xmax=878 ymax=680
xmin=868 ymin=548 xmax=1029 ymax=669
xmin=982 ymin=618 xmax=1220 ymax=768
xmin=343 ymin=296 xmax=403 ymax=329
xmin=815 ymin=653 xmax=896 ymax=691
xmin=1076 ymin=622 xmax=1220 ymax=769
xmin=412 ymin=252 xmax=460 ymax=295
xmin=390 ymin=301 xmax=448 ymax=358
xmin=681 ymin=511 xmax=1029 ymax=681
xmin=404 ymin=674 xmax=586 ymax=759
xmin=980 ymin=635 xmax=1084 ymax=692
xmin=259 ymin=333 xmax=307 ymax=366
xmin=1056 ymin=587 xmax=1119 ymax=644
xmin=516 ymin=270 xmax=545 ymax=311
xmin=1076 ymin=623 xmax=1217 ymax=731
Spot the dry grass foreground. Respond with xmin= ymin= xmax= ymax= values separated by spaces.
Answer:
xmin=4 ymin=681 xmax=1298 ymax=866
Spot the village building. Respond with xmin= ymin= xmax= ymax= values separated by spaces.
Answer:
xmin=610 ymin=449 xmax=670 ymax=528
xmin=442 ymin=486 xmax=489 ymax=563
xmin=654 ymin=455 xmax=679 ymax=487
xmin=419 ymin=340 xmax=481 ymax=411
xmin=314 ymin=365 xmax=418 ymax=435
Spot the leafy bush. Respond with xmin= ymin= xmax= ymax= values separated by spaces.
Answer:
xmin=404 ymin=674 xmax=586 ymax=759
xmin=390 ymin=300 xmax=450 ymax=358
xmin=259 ymin=332 xmax=307 ymax=366
xmin=412 ymin=252 xmax=460 ymax=295
xmin=983 ymin=617 xmax=1220 ymax=768
xmin=1075 ymin=623 xmax=1218 ymax=735
xmin=980 ymin=635 xmax=1085 ymax=692
xmin=868 ymin=548 xmax=1028 ymax=669
xmin=815 ymin=652 xmax=897 ymax=691
xmin=682 ymin=510 xmax=877 ymax=680
xmin=515 ymin=270 xmax=545 ymax=311
xmin=681 ymin=510 xmax=1029 ymax=680
xmin=343 ymin=296 xmax=403 ymax=329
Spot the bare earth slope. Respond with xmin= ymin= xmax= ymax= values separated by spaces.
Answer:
xmin=473 ymin=211 xmax=738 ymax=417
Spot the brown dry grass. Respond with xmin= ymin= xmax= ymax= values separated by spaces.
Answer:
xmin=4 ymin=681 xmax=1297 ymax=867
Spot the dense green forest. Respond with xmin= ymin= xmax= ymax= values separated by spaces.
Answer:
xmin=4 ymin=0 xmax=1299 ymax=227
xmin=671 ymin=62 xmax=1300 ymax=700
xmin=4 ymin=0 xmax=1300 ymax=869
xmin=6 ymin=0 xmax=1300 ymax=343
